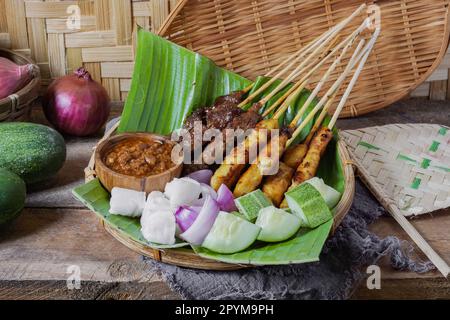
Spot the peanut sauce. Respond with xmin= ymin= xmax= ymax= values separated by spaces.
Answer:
xmin=105 ymin=138 xmax=176 ymax=178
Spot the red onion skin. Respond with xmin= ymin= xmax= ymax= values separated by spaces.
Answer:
xmin=0 ymin=57 xmax=34 ymax=99
xmin=43 ymin=68 xmax=111 ymax=137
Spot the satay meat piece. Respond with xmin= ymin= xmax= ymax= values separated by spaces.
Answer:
xmin=233 ymin=128 xmax=291 ymax=198
xmin=210 ymin=118 xmax=279 ymax=191
xmin=262 ymin=162 xmax=294 ymax=207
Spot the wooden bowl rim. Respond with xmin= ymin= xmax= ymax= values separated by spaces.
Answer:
xmin=0 ymin=48 xmax=41 ymax=106
xmin=94 ymin=132 xmax=184 ymax=184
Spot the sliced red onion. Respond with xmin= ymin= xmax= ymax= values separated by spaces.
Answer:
xmin=217 ymin=184 xmax=238 ymax=212
xmin=201 ymin=183 xmax=218 ymax=200
xmin=175 ymin=206 xmax=201 ymax=233
xmin=187 ymin=170 xmax=213 ymax=185
xmin=190 ymin=183 xmax=218 ymax=207
xmin=179 ymin=196 xmax=220 ymax=245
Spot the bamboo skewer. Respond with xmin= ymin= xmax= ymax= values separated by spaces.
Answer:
xmin=287 ymin=19 xmax=370 ymax=130
xmin=263 ymin=35 xmax=341 ymax=118
xmin=329 ymin=30 xmax=379 ymax=129
xmin=238 ymin=4 xmax=367 ymax=109
xmin=287 ymin=38 xmax=367 ymax=148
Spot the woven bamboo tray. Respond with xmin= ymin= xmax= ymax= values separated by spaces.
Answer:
xmin=89 ymin=139 xmax=354 ymax=270
xmin=342 ymin=124 xmax=450 ymax=276
xmin=342 ymin=124 xmax=450 ymax=217
xmin=0 ymin=49 xmax=40 ymax=122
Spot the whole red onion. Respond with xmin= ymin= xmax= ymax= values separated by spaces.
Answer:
xmin=43 ymin=67 xmax=111 ymax=136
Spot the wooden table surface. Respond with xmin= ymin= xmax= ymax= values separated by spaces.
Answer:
xmin=0 ymin=99 xmax=449 ymax=300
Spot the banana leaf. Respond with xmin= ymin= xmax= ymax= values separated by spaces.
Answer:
xmin=193 ymin=219 xmax=333 ymax=265
xmin=73 ymin=29 xmax=345 ymax=263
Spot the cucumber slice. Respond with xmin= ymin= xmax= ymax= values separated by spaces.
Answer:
xmin=285 ymin=183 xmax=332 ymax=228
xmin=306 ymin=177 xmax=341 ymax=209
xmin=202 ymin=212 xmax=261 ymax=254
xmin=235 ymin=189 xmax=272 ymax=222
xmin=255 ymin=206 xmax=301 ymax=242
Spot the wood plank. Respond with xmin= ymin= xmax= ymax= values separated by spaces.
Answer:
xmin=353 ymin=212 xmax=450 ymax=299
xmin=66 ymin=48 xmax=83 ymax=75
xmin=102 ymin=78 xmax=122 ymax=101
xmin=151 ymin=0 xmax=170 ymax=31
xmin=93 ymin=0 xmax=111 ymax=30
xmin=0 ymin=208 xmax=180 ymax=299
xmin=426 ymin=68 xmax=448 ymax=82
xmin=429 ymin=80 xmax=447 ymax=101
xmin=81 ymin=46 xmax=133 ymax=62
xmin=0 ymin=0 xmax=8 ymax=32
xmin=27 ymin=16 xmax=48 ymax=64
xmin=120 ymin=78 xmax=132 ymax=92
xmin=410 ymin=82 xmax=430 ymax=98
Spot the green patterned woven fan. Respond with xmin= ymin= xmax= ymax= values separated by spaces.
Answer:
xmin=342 ymin=124 xmax=450 ymax=217
xmin=342 ymin=124 xmax=450 ymax=277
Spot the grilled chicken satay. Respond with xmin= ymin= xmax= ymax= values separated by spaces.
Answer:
xmin=262 ymin=125 xmax=320 ymax=205
xmin=210 ymin=118 xmax=279 ymax=191
xmin=233 ymin=128 xmax=291 ymax=198
xmin=262 ymin=162 xmax=294 ymax=207
xmin=280 ymin=127 xmax=333 ymax=207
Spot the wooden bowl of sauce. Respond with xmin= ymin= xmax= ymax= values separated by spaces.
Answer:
xmin=94 ymin=133 xmax=183 ymax=193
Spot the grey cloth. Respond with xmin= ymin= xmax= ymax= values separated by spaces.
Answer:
xmin=147 ymin=181 xmax=434 ymax=300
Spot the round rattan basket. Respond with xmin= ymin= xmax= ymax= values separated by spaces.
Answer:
xmin=0 ymin=49 xmax=40 ymax=122
xmin=86 ymin=135 xmax=354 ymax=270
xmin=160 ymin=0 xmax=450 ymax=118
xmin=84 ymin=0 xmax=449 ymax=270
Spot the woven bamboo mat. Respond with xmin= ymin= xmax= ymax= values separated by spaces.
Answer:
xmin=342 ymin=124 xmax=450 ymax=217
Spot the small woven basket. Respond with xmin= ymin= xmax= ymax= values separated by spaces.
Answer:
xmin=0 ymin=49 xmax=41 ymax=122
